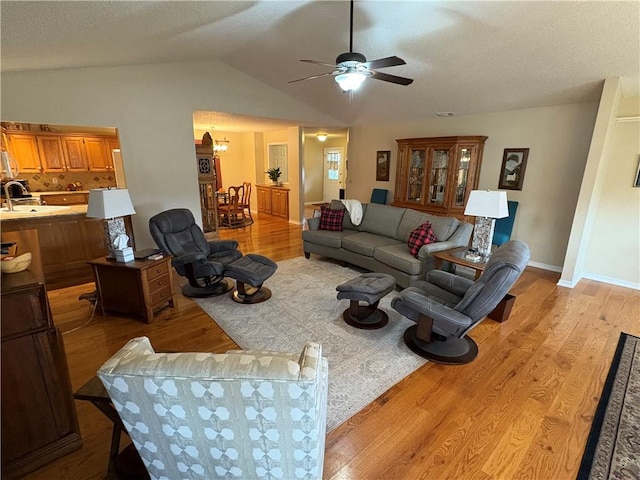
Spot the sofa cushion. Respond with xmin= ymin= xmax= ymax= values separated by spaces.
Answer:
xmin=425 ymin=214 xmax=460 ymax=241
xmin=302 ymin=229 xmax=354 ymax=248
xmin=374 ymin=244 xmax=424 ymax=276
xmin=397 ymin=208 xmax=430 ymax=242
xmin=342 ymin=232 xmax=402 ymax=257
xmin=359 ymin=203 xmax=405 ymax=238
xmin=408 ymin=222 xmax=437 ymax=258
xmin=319 ymin=205 xmax=345 ymax=231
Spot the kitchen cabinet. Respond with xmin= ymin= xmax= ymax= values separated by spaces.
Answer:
xmin=1 ymin=229 xmax=81 ymax=478
xmin=36 ymin=136 xmax=67 ymax=173
xmin=41 ymin=192 xmax=89 ymax=205
xmin=5 ymin=132 xmax=117 ymax=173
xmin=61 ymin=136 xmax=89 ymax=171
xmin=6 ymin=133 xmax=42 ymax=173
xmin=393 ymin=136 xmax=487 ymax=220
xmin=1 ymin=211 xmax=134 ymax=289
xmin=256 ymin=185 xmax=289 ymax=219
xmin=84 ymin=137 xmax=114 ymax=172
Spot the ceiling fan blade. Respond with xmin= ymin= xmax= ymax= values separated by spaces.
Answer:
xmin=288 ymin=71 xmax=336 ymax=84
xmin=361 ymin=56 xmax=406 ymax=69
xmin=370 ymin=71 xmax=414 ymax=86
xmin=300 ymin=59 xmax=338 ymax=68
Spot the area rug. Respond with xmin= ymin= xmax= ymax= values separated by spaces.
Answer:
xmin=195 ymin=257 xmax=427 ymax=431
xmin=577 ymin=332 xmax=639 ymax=479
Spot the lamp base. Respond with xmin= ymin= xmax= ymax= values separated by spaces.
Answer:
xmin=471 ymin=216 xmax=496 ymax=258
xmin=103 ymin=217 xmax=128 ymax=258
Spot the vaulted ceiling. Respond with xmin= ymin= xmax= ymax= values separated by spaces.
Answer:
xmin=2 ymin=1 xmax=638 ymax=133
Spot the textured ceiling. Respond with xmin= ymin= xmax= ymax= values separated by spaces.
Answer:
xmin=2 ymin=1 xmax=639 ymax=133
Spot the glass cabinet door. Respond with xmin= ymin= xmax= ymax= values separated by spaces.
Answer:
xmin=428 ymin=148 xmax=449 ymax=205
xmin=407 ymin=149 xmax=426 ymax=202
xmin=454 ymin=147 xmax=473 ymax=207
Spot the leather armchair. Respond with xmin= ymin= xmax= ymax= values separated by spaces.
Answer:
xmin=392 ymin=240 xmax=530 ymax=364
xmin=149 ymin=208 xmax=242 ymax=297
xmin=98 ymin=336 xmax=329 ymax=480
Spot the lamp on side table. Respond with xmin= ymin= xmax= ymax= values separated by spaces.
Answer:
xmin=464 ymin=190 xmax=508 ymax=258
xmin=86 ymin=188 xmax=136 ymax=259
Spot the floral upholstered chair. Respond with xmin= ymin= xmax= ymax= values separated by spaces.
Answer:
xmin=98 ymin=337 xmax=328 ymax=480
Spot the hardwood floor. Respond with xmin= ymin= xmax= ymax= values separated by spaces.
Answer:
xmin=24 ymin=209 xmax=639 ymax=480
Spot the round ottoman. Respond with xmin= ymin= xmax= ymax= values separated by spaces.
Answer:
xmin=336 ymin=272 xmax=396 ymax=329
xmin=225 ymin=254 xmax=277 ymax=304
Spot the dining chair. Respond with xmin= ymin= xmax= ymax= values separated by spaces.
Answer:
xmin=242 ymin=181 xmax=253 ymax=223
xmin=218 ymin=185 xmax=245 ymax=228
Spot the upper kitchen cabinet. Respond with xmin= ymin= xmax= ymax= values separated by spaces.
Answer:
xmin=36 ymin=136 xmax=67 ymax=173
xmin=61 ymin=137 xmax=89 ymax=172
xmin=84 ymin=137 xmax=114 ymax=172
xmin=6 ymin=134 xmax=42 ymax=173
xmin=393 ymin=136 xmax=488 ymax=219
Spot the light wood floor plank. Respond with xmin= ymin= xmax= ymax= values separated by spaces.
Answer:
xmin=21 ymin=210 xmax=640 ymax=480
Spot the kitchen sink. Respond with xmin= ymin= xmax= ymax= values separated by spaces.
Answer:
xmin=0 ymin=205 xmax=72 ymax=214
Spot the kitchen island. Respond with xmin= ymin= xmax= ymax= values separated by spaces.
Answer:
xmin=0 ymin=205 xmax=134 ymax=289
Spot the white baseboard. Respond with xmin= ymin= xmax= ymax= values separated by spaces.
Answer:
xmin=582 ymin=272 xmax=640 ymax=290
xmin=527 ymin=260 xmax=562 ymax=273
xmin=557 ymin=278 xmax=579 ymax=288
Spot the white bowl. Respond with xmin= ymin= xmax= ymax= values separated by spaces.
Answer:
xmin=1 ymin=252 xmax=32 ymax=273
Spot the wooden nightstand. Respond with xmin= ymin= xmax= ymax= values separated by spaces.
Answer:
xmin=88 ymin=256 xmax=175 ymax=323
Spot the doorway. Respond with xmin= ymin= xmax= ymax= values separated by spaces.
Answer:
xmin=268 ymin=143 xmax=288 ymax=182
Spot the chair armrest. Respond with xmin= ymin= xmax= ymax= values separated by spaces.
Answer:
xmin=307 ymin=217 xmax=320 ymax=230
xmin=426 ymin=270 xmax=474 ymax=297
xmin=172 ymin=252 xmax=207 ymax=269
xmin=400 ymin=290 xmax=472 ymax=331
xmin=208 ymin=239 xmax=239 ymax=253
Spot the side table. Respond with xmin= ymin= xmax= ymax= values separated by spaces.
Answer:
xmin=88 ymin=256 xmax=175 ymax=323
xmin=431 ymin=247 xmax=516 ymax=323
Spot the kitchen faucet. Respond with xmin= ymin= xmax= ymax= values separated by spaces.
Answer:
xmin=3 ymin=180 xmax=29 ymax=211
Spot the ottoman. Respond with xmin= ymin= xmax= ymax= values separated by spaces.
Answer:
xmin=336 ymin=273 xmax=396 ymax=329
xmin=224 ymin=254 xmax=278 ymax=304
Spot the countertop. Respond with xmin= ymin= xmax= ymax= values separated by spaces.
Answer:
xmin=0 ymin=204 xmax=88 ymax=221
xmin=31 ymin=190 xmax=91 ymax=196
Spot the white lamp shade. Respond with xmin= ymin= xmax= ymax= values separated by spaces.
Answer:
xmin=464 ymin=190 xmax=508 ymax=218
xmin=86 ymin=188 xmax=136 ymax=219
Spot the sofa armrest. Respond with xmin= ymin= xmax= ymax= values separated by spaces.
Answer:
xmin=417 ymin=222 xmax=473 ymax=258
xmin=307 ymin=217 xmax=320 ymax=230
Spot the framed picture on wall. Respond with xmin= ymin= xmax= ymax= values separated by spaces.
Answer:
xmin=376 ymin=151 xmax=390 ymax=181
xmin=498 ymin=148 xmax=529 ymax=190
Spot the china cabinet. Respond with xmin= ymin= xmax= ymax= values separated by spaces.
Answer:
xmin=393 ymin=136 xmax=487 ymax=219
xmin=195 ymin=136 xmax=219 ymax=234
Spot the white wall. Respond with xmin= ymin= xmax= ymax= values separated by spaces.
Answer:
xmin=582 ymin=96 xmax=640 ymax=288
xmin=347 ymin=103 xmax=598 ymax=268
xmin=1 ymin=61 xmax=343 ymax=248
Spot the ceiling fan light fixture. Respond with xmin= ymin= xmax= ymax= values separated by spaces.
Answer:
xmin=335 ymin=72 xmax=367 ymax=92
xmin=317 ymin=133 xmax=328 ymax=142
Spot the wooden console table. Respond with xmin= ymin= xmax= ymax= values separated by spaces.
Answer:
xmin=88 ymin=256 xmax=175 ymax=323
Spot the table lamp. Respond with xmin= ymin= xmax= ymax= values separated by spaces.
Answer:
xmin=86 ymin=188 xmax=136 ymax=259
xmin=463 ymin=190 xmax=508 ymax=258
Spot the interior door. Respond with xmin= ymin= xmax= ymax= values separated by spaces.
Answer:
xmin=268 ymin=144 xmax=288 ymax=182
xmin=323 ymin=147 xmax=344 ymax=202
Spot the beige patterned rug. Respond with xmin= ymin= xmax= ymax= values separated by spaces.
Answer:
xmin=195 ymin=257 xmax=427 ymax=431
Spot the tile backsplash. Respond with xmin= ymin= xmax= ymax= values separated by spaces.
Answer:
xmin=22 ymin=172 xmax=117 ymax=192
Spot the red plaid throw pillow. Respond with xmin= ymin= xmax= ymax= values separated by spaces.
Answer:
xmin=408 ymin=222 xmax=437 ymax=258
xmin=319 ymin=206 xmax=345 ymax=231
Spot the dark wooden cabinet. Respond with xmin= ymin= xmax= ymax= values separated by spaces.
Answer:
xmin=1 ymin=229 xmax=81 ymax=479
xmin=393 ymin=136 xmax=487 ymax=220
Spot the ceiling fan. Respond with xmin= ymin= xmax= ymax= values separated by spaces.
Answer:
xmin=288 ymin=0 xmax=414 ymax=93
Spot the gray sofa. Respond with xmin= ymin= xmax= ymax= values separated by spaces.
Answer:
xmin=303 ymin=201 xmax=473 ymax=288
